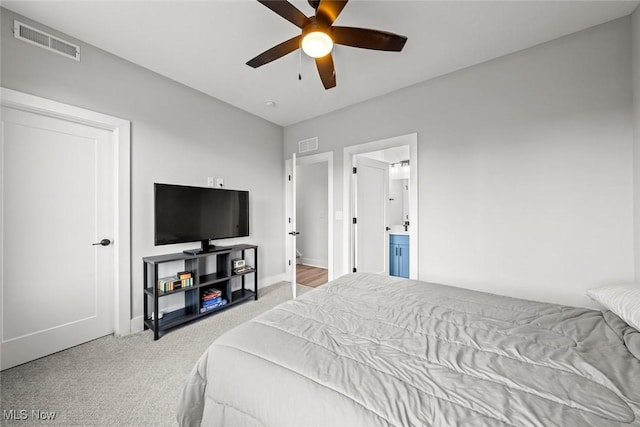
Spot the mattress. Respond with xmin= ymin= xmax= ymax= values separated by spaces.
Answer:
xmin=177 ymin=272 xmax=640 ymax=426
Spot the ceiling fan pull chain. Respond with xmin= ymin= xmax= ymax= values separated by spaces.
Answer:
xmin=298 ymin=48 xmax=302 ymax=81
xmin=331 ymin=46 xmax=337 ymax=80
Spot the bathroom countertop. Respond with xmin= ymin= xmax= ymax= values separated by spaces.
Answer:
xmin=389 ymin=225 xmax=409 ymax=236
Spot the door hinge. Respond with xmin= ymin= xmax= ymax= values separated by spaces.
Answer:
xmin=288 ymin=217 xmax=291 ymax=223
xmin=352 ymin=267 xmax=357 ymax=273
xmin=352 ymin=167 xmax=357 ymax=174
xmin=288 ymin=175 xmax=291 ymax=181
xmin=352 ymin=217 xmax=357 ymax=224
xmin=289 ymin=260 xmax=292 ymax=266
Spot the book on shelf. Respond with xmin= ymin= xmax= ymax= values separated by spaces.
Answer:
xmin=158 ymin=274 xmax=193 ymax=292
xmin=233 ymin=266 xmax=254 ymax=275
xmin=202 ymin=296 xmax=222 ymax=307
xmin=200 ymin=299 xmax=227 ymax=313
xmin=202 ymin=288 xmax=222 ymax=300
xmin=177 ymin=271 xmax=192 ymax=280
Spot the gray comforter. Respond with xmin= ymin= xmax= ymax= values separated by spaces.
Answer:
xmin=177 ymin=273 xmax=640 ymax=426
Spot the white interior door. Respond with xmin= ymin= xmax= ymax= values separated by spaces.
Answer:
xmin=354 ymin=156 xmax=389 ymax=274
xmin=285 ymin=153 xmax=298 ymax=298
xmin=1 ymin=106 xmax=115 ymax=370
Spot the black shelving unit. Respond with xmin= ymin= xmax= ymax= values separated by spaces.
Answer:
xmin=143 ymin=244 xmax=258 ymax=340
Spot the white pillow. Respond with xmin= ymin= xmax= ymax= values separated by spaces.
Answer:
xmin=587 ymin=283 xmax=640 ymax=331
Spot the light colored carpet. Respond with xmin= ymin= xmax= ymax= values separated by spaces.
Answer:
xmin=0 ymin=282 xmax=309 ymax=426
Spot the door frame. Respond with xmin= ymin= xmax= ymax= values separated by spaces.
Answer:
xmin=0 ymin=87 xmax=132 ymax=336
xmin=285 ymin=151 xmax=334 ymax=285
xmin=286 ymin=153 xmax=298 ymax=298
xmin=343 ymin=133 xmax=418 ymax=279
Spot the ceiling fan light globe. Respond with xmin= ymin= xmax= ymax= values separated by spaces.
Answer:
xmin=301 ymin=31 xmax=333 ymax=58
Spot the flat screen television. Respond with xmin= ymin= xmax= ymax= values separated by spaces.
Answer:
xmin=154 ymin=183 xmax=249 ymax=254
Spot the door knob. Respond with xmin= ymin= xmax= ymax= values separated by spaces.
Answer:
xmin=288 ymin=231 xmax=300 ymax=236
xmin=92 ymin=239 xmax=111 ymax=246
xmin=385 ymin=226 xmax=391 ymax=231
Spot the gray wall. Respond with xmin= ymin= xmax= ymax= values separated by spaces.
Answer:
xmin=1 ymin=8 xmax=285 ymax=324
xmin=284 ymin=17 xmax=636 ymax=308
xmin=296 ymin=162 xmax=328 ymax=268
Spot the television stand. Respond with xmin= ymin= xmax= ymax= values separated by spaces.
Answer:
xmin=143 ymin=244 xmax=258 ymax=340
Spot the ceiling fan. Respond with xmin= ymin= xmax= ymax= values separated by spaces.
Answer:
xmin=246 ymin=0 xmax=408 ymax=90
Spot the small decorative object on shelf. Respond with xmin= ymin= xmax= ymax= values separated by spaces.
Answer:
xmin=232 ymin=257 xmax=256 ymax=274
xmin=143 ymin=244 xmax=258 ymax=340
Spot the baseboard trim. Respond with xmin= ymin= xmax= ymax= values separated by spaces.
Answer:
xmin=130 ymin=316 xmax=144 ymax=334
xmin=301 ymin=259 xmax=328 ymax=269
xmin=261 ymin=273 xmax=287 ymax=287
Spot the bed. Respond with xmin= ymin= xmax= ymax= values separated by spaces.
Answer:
xmin=176 ymin=272 xmax=640 ymax=426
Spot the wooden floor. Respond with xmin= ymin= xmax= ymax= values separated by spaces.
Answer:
xmin=296 ymin=264 xmax=328 ymax=288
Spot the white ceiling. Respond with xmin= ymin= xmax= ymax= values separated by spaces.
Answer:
xmin=3 ymin=1 xmax=638 ymax=127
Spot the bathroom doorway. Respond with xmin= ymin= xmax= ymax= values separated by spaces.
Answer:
xmin=343 ymin=133 xmax=418 ymax=278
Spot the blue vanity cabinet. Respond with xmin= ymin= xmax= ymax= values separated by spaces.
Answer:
xmin=389 ymin=234 xmax=409 ymax=278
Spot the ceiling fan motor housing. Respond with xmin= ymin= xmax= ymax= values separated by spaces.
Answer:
xmin=302 ymin=16 xmax=331 ymax=38
xmin=308 ymin=0 xmax=321 ymax=10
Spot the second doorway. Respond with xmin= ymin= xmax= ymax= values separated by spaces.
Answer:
xmin=295 ymin=153 xmax=333 ymax=288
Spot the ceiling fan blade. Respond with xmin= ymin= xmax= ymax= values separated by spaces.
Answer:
xmin=332 ymin=26 xmax=407 ymax=51
xmin=315 ymin=0 xmax=348 ymax=25
xmin=247 ymin=35 xmax=301 ymax=68
xmin=258 ymin=0 xmax=310 ymax=29
xmin=315 ymin=53 xmax=336 ymax=89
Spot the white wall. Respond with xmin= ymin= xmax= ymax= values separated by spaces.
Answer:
xmin=284 ymin=17 xmax=635 ymax=308
xmin=633 ymin=8 xmax=640 ymax=282
xmin=0 ymin=8 xmax=286 ymax=326
xmin=296 ymin=162 xmax=328 ymax=268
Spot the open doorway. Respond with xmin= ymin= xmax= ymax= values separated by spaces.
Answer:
xmin=296 ymin=161 xmax=329 ymax=287
xmin=285 ymin=152 xmax=334 ymax=292
xmin=343 ymin=133 xmax=418 ymax=279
